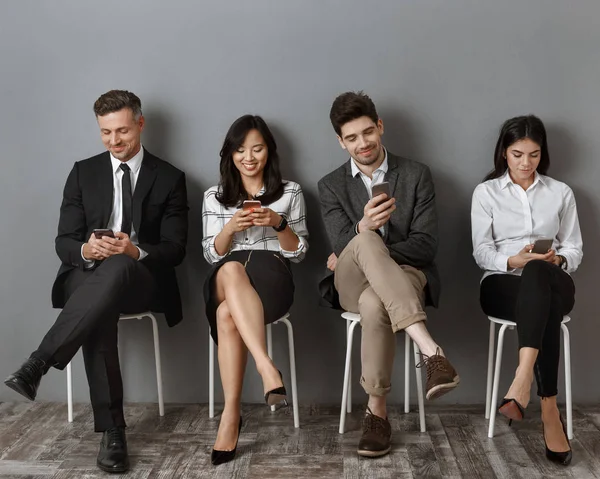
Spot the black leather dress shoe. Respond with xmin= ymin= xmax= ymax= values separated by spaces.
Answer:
xmin=357 ymin=407 xmax=392 ymax=457
xmin=4 ymin=357 xmax=46 ymax=401
xmin=97 ymin=427 xmax=130 ymax=474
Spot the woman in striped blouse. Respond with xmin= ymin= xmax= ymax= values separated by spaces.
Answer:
xmin=202 ymin=115 xmax=308 ymax=465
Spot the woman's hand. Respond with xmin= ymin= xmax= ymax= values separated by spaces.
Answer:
xmin=507 ymin=244 xmax=556 ymax=270
xmin=225 ymin=209 xmax=254 ymax=234
xmin=250 ymin=207 xmax=282 ymax=228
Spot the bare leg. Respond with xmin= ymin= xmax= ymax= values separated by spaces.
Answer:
xmin=404 ymin=321 xmax=443 ymax=358
xmin=367 ymin=395 xmax=387 ymax=418
xmin=213 ymin=301 xmax=246 ymax=451
xmin=541 ymin=396 xmax=570 ymax=452
xmin=504 ymin=347 xmax=537 ymax=408
xmin=214 ymin=262 xmax=282 ymax=395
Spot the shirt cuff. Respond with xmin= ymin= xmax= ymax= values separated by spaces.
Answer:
xmin=136 ymin=246 xmax=148 ymax=261
xmin=494 ymin=252 xmax=510 ymax=272
xmin=280 ymin=237 xmax=307 ymax=259
xmin=81 ymin=243 xmax=95 ymax=269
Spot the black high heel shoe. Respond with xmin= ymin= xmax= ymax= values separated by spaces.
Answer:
xmin=498 ymin=398 xmax=525 ymax=426
xmin=543 ymin=414 xmax=572 ymax=466
xmin=211 ymin=417 xmax=243 ymax=466
xmin=264 ymin=369 xmax=287 ymax=407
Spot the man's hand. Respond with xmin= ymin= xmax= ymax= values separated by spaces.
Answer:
xmin=327 ymin=252 xmax=338 ymax=272
xmin=82 ymin=232 xmax=111 ymax=261
xmin=83 ymin=232 xmax=139 ymax=260
xmin=358 ymin=194 xmax=396 ymax=232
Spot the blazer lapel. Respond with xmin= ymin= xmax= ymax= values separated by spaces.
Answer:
xmin=99 ymin=153 xmax=114 ymax=227
xmin=385 ymin=153 xmax=401 ymax=200
xmin=344 ymin=160 xmax=370 ymax=211
xmin=132 ymin=151 xmax=158 ymax=232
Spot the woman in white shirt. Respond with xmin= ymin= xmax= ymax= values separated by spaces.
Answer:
xmin=202 ymin=115 xmax=308 ymax=465
xmin=471 ymin=115 xmax=582 ymax=466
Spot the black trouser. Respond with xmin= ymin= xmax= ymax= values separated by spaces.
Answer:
xmin=34 ymin=255 xmax=155 ymax=431
xmin=480 ymin=260 xmax=575 ymax=398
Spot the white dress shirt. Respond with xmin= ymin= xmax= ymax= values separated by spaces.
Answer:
xmin=82 ymin=147 xmax=147 ymax=265
xmin=471 ymin=170 xmax=583 ymax=280
xmin=350 ymin=148 xmax=389 ymax=235
xmin=202 ymin=181 xmax=309 ymax=265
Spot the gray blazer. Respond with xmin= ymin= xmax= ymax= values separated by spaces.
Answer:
xmin=317 ymin=151 xmax=440 ymax=309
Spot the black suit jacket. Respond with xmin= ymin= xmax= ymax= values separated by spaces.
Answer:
xmin=317 ymin=152 xmax=440 ymax=310
xmin=51 ymin=149 xmax=189 ymax=327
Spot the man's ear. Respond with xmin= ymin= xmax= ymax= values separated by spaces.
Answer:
xmin=336 ymin=135 xmax=347 ymax=150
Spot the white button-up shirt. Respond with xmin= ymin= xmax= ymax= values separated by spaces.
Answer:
xmin=351 ymin=148 xmax=389 ymax=235
xmin=202 ymin=180 xmax=309 ymax=264
xmin=471 ymin=170 xmax=583 ymax=280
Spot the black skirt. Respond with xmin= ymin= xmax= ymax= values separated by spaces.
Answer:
xmin=204 ymin=250 xmax=295 ymax=344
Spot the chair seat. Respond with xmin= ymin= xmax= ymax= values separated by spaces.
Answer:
xmin=341 ymin=312 xmax=361 ymax=322
xmin=488 ymin=315 xmax=571 ymax=326
xmin=118 ymin=312 xmax=153 ymax=321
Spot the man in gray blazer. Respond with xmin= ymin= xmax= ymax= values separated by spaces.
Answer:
xmin=318 ymin=91 xmax=459 ymax=458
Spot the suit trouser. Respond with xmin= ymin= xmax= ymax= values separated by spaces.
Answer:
xmin=334 ymin=231 xmax=427 ymax=396
xmin=480 ymin=260 xmax=575 ymax=398
xmin=34 ymin=254 xmax=155 ymax=431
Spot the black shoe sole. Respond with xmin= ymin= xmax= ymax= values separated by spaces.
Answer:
xmin=357 ymin=445 xmax=391 ymax=457
xmin=97 ymin=461 xmax=130 ymax=474
xmin=4 ymin=378 xmax=35 ymax=401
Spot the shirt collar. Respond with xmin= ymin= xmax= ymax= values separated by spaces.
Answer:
xmin=350 ymin=147 xmax=388 ymax=178
xmin=499 ymin=169 xmax=546 ymax=190
xmin=110 ymin=146 xmax=144 ymax=175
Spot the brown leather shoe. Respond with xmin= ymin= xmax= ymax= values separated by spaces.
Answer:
xmin=417 ymin=348 xmax=460 ymax=400
xmin=357 ymin=407 xmax=392 ymax=457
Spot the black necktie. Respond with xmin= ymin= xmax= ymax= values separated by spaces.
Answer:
xmin=120 ymin=163 xmax=132 ymax=236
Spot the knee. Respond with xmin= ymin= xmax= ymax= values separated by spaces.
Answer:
xmin=101 ymin=254 xmax=137 ymax=277
xmin=358 ymin=292 xmax=387 ymax=327
xmin=218 ymin=261 xmax=247 ymax=281
xmin=351 ymin=230 xmax=384 ymax=250
xmin=216 ymin=302 xmax=237 ymax=334
xmin=522 ymin=259 xmax=552 ymax=279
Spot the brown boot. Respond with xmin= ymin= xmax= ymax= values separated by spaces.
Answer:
xmin=357 ymin=407 xmax=392 ymax=457
xmin=417 ymin=348 xmax=460 ymax=400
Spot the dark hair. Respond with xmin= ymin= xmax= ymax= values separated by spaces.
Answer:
xmin=93 ymin=90 xmax=142 ymax=118
xmin=215 ymin=115 xmax=285 ymax=208
xmin=484 ymin=115 xmax=550 ymax=181
xmin=329 ymin=91 xmax=379 ymax=136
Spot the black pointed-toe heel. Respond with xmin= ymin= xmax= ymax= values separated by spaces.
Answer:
xmin=211 ymin=417 xmax=243 ymax=466
xmin=264 ymin=370 xmax=287 ymax=407
xmin=543 ymin=414 xmax=572 ymax=466
xmin=498 ymin=398 xmax=525 ymax=426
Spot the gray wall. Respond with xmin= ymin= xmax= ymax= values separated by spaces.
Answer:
xmin=1 ymin=0 xmax=599 ymax=407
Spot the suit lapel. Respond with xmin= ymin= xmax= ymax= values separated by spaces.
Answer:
xmin=99 ymin=153 xmax=115 ymax=227
xmin=385 ymin=152 xmax=401 ymax=199
xmin=133 ymin=151 xmax=158 ymax=232
xmin=344 ymin=160 xmax=370 ymax=211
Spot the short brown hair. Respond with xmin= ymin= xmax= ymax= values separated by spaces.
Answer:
xmin=93 ymin=90 xmax=142 ymax=118
xmin=329 ymin=91 xmax=379 ymax=136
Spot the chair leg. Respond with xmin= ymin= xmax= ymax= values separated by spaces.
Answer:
xmin=485 ymin=321 xmax=496 ymax=419
xmin=67 ymin=361 xmax=73 ymax=423
xmin=404 ymin=333 xmax=410 ymax=414
xmin=266 ymin=324 xmax=276 ymax=412
xmin=148 ymin=314 xmax=164 ymax=417
xmin=209 ymin=327 xmax=215 ymax=419
xmin=561 ymin=323 xmax=573 ymax=440
xmin=278 ymin=317 xmax=300 ymax=428
xmin=488 ymin=324 xmax=509 ymax=438
xmin=413 ymin=341 xmax=426 ymax=432
xmin=346 ymin=319 xmax=352 ymax=413
xmin=340 ymin=320 xmax=359 ymax=434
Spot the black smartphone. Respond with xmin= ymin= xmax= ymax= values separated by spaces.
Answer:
xmin=93 ymin=228 xmax=115 ymax=239
xmin=531 ymin=238 xmax=553 ymax=254
xmin=371 ymin=182 xmax=390 ymax=203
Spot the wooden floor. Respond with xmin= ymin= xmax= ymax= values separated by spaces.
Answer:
xmin=1 ymin=402 xmax=600 ymax=478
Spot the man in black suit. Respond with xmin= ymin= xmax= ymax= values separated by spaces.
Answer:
xmin=318 ymin=91 xmax=459 ymax=458
xmin=4 ymin=90 xmax=188 ymax=473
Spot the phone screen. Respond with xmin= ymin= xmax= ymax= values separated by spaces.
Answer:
xmin=93 ymin=229 xmax=115 ymax=239
xmin=531 ymin=239 xmax=553 ymax=254
xmin=242 ymin=200 xmax=262 ymax=211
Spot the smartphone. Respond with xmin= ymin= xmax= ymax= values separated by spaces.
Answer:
xmin=371 ymin=181 xmax=390 ymax=201
xmin=93 ymin=228 xmax=115 ymax=239
xmin=531 ymin=238 xmax=553 ymax=254
xmin=242 ymin=200 xmax=262 ymax=211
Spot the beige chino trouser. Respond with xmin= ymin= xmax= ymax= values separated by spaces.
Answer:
xmin=334 ymin=231 xmax=427 ymax=396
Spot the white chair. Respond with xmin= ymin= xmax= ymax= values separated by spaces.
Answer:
xmin=208 ymin=313 xmax=300 ymax=428
xmin=339 ymin=312 xmax=426 ymax=434
xmin=485 ymin=315 xmax=572 ymax=439
xmin=66 ymin=312 xmax=164 ymax=422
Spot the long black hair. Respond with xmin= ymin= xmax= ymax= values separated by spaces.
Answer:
xmin=484 ymin=115 xmax=550 ymax=181
xmin=215 ymin=114 xmax=285 ymax=208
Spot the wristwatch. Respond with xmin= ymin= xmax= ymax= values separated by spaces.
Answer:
xmin=558 ymin=255 xmax=568 ymax=271
xmin=273 ymin=215 xmax=288 ymax=232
